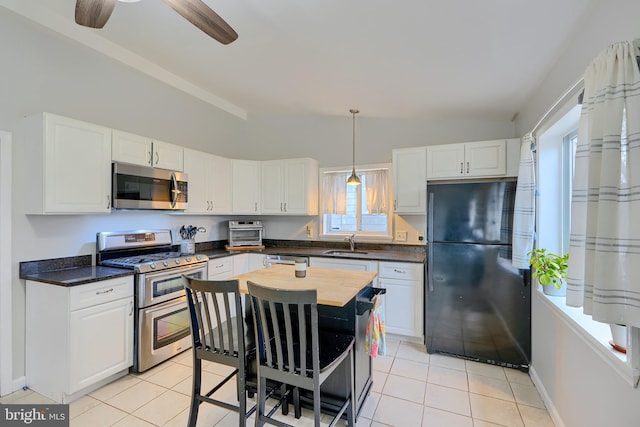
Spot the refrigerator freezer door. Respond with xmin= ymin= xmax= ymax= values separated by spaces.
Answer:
xmin=428 ymin=180 xmax=516 ymax=245
xmin=425 ymin=242 xmax=530 ymax=369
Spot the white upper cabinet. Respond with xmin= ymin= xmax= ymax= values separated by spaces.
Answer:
xmin=261 ymin=158 xmax=319 ymax=215
xmin=392 ymin=147 xmax=427 ymax=214
xmin=15 ymin=113 xmax=112 ymax=214
xmin=184 ymin=149 xmax=232 ymax=214
xmin=112 ymin=130 xmax=183 ymax=171
xmin=427 ymin=139 xmax=507 ymax=180
xmin=232 ymin=159 xmax=261 ymax=214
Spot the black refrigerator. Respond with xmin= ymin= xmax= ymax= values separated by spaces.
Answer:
xmin=425 ymin=179 xmax=531 ymax=371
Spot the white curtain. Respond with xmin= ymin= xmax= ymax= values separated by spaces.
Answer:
xmin=512 ymin=134 xmax=536 ymax=269
xmin=362 ymin=169 xmax=388 ymax=214
xmin=566 ymin=41 xmax=640 ymax=327
xmin=322 ymin=172 xmax=348 ymax=214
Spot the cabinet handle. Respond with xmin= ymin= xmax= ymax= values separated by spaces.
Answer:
xmin=148 ymin=151 xmax=152 ymax=166
xmin=254 ymin=202 xmax=258 ymax=212
xmin=394 ymin=200 xmax=397 ymax=210
xmin=96 ymin=288 xmax=114 ymax=295
xmin=460 ymin=162 xmax=463 ymax=174
xmin=129 ymin=301 xmax=134 ymax=316
xmin=284 ymin=202 xmax=287 ymax=212
xmin=280 ymin=202 xmax=283 ymax=212
xmin=393 ymin=269 xmax=406 ymax=274
xmin=155 ymin=151 xmax=159 ymax=166
xmin=106 ymin=195 xmax=110 ymax=209
xmin=215 ymin=264 xmax=224 ymax=269
xmin=466 ymin=161 xmax=470 ymax=174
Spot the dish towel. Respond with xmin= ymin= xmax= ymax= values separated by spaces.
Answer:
xmin=365 ymin=295 xmax=386 ymax=357
xmin=512 ymin=133 xmax=536 ymax=269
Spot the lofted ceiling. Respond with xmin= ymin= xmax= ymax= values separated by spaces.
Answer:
xmin=3 ymin=0 xmax=595 ymax=120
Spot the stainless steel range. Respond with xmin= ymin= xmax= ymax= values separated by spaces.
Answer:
xmin=97 ymin=229 xmax=208 ymax=372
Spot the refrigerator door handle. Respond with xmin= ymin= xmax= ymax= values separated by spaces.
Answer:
xmin=427 ymin=192 xmax=435 ymax=292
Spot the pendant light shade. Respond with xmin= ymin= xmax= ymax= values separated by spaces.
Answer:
xmin=347 ymin=108 xmax=361 ymax=186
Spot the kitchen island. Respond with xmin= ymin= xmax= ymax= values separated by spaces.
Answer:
xmin=231 ymin=264 xmax=379 ymax=419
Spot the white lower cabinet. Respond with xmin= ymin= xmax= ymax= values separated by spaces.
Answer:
xmin=26 ymin=276 xmax=134 ymax=403
xmin=378 ymin=261 xmax=423 ymax=339
xmin=208 ymin=257 xmax=234 ymax=280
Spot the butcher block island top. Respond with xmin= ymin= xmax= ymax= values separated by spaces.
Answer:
xmin=231 ymin=264 xmax=377 ymax=307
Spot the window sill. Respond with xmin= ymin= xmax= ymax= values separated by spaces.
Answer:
xmin=535 ymin=290 xmax=635 ymax=385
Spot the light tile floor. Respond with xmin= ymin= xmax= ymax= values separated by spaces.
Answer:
xmin=1 ymin=338 xmax=555 ymax=426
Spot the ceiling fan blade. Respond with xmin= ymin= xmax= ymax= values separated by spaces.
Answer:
xmin=164 ymin=0 xmax=238 ymax=45
xmin=75 ymin=0 xmax=117 ymax=29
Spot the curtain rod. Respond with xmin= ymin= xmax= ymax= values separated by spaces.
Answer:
xmin=530 ymin=75 xmax=584 ymax=136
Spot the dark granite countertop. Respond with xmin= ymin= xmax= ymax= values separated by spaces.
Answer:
xmin=20 ymin=255 xmax=133 ymax=287
xmin=200 ymin=240 xmax=425 ymax=264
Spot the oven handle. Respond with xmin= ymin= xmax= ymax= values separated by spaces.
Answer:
xmin=142 ymin=295 xmax=188 ymax=317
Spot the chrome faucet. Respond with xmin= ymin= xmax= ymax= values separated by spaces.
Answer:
xmin=346 ymin=234 xmax=356 ymax=251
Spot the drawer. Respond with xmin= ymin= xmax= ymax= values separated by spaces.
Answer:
xmin=70 ymin=276 xmax=134 ymax=311
xmin=378 ymin=261 xmax=422 ymax=280
xmin=208 ymin=257 xmax=234 ymax=279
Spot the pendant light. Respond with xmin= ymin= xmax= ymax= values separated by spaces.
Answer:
xmin=347 ymin=108 xmax=361 ymax=186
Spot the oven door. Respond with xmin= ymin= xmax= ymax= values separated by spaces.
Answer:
xmin=229 ymin=227 xmax=263 ymax=246
xmin=136 ymin=295 xmax=198 ymax=372
xmin=138 ymin=263 xmax=207 ymax=307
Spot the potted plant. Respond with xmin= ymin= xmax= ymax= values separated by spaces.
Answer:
xmin=528 ymin=248 xmax=569 ymax=296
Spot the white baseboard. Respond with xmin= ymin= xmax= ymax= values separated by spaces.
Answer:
xmin=529 ymin=365 xmax=566 ymax=427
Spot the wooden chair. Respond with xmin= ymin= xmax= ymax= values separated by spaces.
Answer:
xmin=183 ymin=276 xmax=256 ymax=427
xmin=247 ymin=280 xmax=355 ymax=427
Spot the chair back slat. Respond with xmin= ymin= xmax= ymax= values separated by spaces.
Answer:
xmin=247 ymin=281 xmax=318 ymax=378
xmin=183 ymin=276 xmax=245 ymax=357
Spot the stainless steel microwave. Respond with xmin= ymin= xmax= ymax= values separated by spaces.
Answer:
xmin=112 ymin=163 xmax=188 ymax=210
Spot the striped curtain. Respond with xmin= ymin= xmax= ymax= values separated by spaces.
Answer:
xmin=566 ymin=41 xmax=640 ymax=327
xmin=512 ymin=134 xmax=536 ymax=269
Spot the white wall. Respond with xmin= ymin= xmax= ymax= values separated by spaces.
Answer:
xmin=1 ymin=7 xmax=515 ymax=389
xmin=245 ymin=113 xmax=514 ymax=165
xmin=515 ymin=0 xmax=640 ymax=424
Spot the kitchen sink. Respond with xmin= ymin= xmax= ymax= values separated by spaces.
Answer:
xmin=322 ymin=250 xmax=369 ymax=255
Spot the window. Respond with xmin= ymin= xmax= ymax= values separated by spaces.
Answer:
xmin=320 ymin=165 xmax=392 ymax=239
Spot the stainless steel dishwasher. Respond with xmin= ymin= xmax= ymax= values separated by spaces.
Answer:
xmin=264 ymin=254 xmax=308 ymax=267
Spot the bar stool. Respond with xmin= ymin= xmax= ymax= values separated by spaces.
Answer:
xmin=183 ymin=276 xmax=256 ymax=427
xmin=247 ymin=280 xmax=356 ymax=427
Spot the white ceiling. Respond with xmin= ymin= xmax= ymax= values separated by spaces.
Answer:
xmin=4 ymin=0 xmax=595 ymax=121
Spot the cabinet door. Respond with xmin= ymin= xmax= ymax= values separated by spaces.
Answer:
xmin=393 ymin=147 xmax=426 ymax=213
xmin=44 ymin=114 xmax=112 ymax=213
xmin=232 ymin=160 xmax=261 ymax=214
xmin=284 ymin=158 xmax=317 ymax=215
xmin=152 ymin=140 xmax=184 ymax=171
xmin=209 ymin=154 xmax=232 ymax=214
xmin=69 ymin=297 xmax=134 ymax=393
xmin=379 ymin=278 xmax=422 ymax=338
xmin=426 ymin=143 xmax=465 ymax=179
xmin=465 ymin=139 xmax=506 ymax=177
xmin=183 ymin=148 xmax=209 ymax=214
xmin=261 ymin=160 xmax=285 ymax=214
xmin=112 ymin=130 xmax=152 ymax=167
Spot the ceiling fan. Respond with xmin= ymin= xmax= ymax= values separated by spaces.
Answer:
xmin=74 ymin=0 xmax=238 ymax=45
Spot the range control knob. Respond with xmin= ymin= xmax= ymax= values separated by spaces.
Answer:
xmin=175 ymin=259 xmax=181 ymax=265
xmin=163 ymin=261 xmax=169 ymax=267
xmin=185 ymin=257 xmax=192 ymax=262
xmin=196 ymin=255 xmax=203 ymax=261
xmin=150 ymin=263 xmax=156 ymax=270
